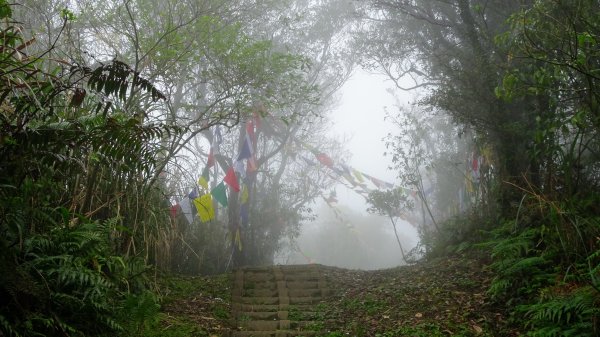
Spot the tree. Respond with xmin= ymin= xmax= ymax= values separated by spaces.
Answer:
xmin=355 ymin=0 xmax=535 ymax=209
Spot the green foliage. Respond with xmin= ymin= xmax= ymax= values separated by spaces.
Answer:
xmin=374 ymin=323 xmax=474 ymax=337
xmin=317 ymin=332 xmax=344 ymax=337
xmin=367 ymin=1 xmax=600 ymax=335
xmin=0 ymin=219 xmax=157 ymax=337
xmin=0 ymin=4 xmax=170 ymax=336
xmin=119 ymin=291 xmax=161 ymax=336
xmin=483 ymin=193 xmax=600 ymax=335
xmin=342 ymin=296 xmax=387 ymax=316
xmin=366 ymin=188 xmax=413 ymax=216
xmin=520 ymin=286 xmax=599 ymax=337
xmin=140 ymin=313 xmax=209 ymax=337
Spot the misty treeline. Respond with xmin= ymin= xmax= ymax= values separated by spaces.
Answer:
xmin=0 ymin=0 xmax=599 ymax=336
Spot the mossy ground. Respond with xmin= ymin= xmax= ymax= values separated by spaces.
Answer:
xmin=317 ymin=254 xmax=519 ymax=336
xmin=145 ymin=274 xmax=232 ymax=337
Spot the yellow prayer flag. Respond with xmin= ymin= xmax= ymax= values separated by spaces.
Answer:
xmin=465 ymin=176 xmax=474 ymax=193
xmin=193 ymin=194 xmax=215 ymax=222
xmin=353 ymin=169 xmax=365 ymax=183
xmin=240 ymin=184 xmax=249 ymax=204
xmin=198 ymin=176 xmax=209 ymax=191
xmin=481 ymin=145 xmax=493 ymax=165
xmin=235 ymin=228 xmax=242 ymax=251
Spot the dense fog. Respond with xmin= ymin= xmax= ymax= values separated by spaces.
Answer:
xmin=278 ymin=202 xmax=418 ymax=270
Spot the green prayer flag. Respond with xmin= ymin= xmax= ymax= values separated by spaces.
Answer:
xmin=211 ymin=182 xmax=228 ymax=207
xmin=202 ymin=165 xmax=210 ymax=180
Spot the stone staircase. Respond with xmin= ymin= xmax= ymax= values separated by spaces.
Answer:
xmin=225 ymin=264 xmax=331 ymax=337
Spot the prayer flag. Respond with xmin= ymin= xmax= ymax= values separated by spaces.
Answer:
xmin=253 ymin=112 xmax=261 ymax=130
xmin=342 ymin=173 xmax=358 ymax=186
xmin=465 ymin=176 xmax=474 ymax=193
xmin=238 ymin=136 xmax=252 ymax=160
xmin=179 ymin=198 xmax=193 ymax=224
xmin=353 ymin=169 xmax=365 ymax=183
xmin=202 ymin=165 xmax=210 ymax=180
xmin=316 ymin=153 xmax=333 ymax=168
xmin=246 ymin=120 xmax=255 ymax=144
xmin=341 ymin=164 xmax=352 ymax=175
xmin=367 ymin=175 xmax=383 ymax=188
xmin=193 ymin=194 xmax=215 ymax=222
xmin=169 ymin=204 xmax=180 ymax=219
xmin=332 ymin=167 xmax=344 ymax=176
xmin=234 ymin=228 xmax=242 ymax=251
xmin=233 ymin=160 xmax=246 ymax=178
xmin=302 ymin=156 xmax=317 ymax=166
xmin=207 ymin=148 xmax=215 ymax=168
xmin=224 ymin=167 xmax=241 ymax=192
xmin=247 ymin=157 xmax=258 ymax=172
xmin=198 ymin=176 xmax=209 ymax=191
xmin=240 ymin=184 xmax=249 ymax=204
xmin=472 ymin=153 xmax=479 ymax=172
xmin=214 ymin=125 xmax=223 ymax=146
xmin=188 ymin=188 xmax=199 ymax=199
xmin=211 ymin=182 xmax=228 ymax=207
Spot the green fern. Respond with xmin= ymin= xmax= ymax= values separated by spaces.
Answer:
xmin=520 ymin=286 xmax=599 ymax=337
xmin=119 ymin=291 xmax=161 ymax=336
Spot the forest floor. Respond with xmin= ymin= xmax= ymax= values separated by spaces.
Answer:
xmin=151 ymin=253 xmax=520 ymax=337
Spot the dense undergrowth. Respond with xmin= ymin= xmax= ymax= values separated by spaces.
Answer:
xmin=0 ymin=3 xmax=171 ymax=336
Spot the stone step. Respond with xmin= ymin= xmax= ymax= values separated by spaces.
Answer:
xmin=287 ymin=288 xmax=323 ymax=297
xmin=232 ymin=303 xmax=280 ymax=312
xmin=228 ymin=330 xmax=318 ymax=337
xmin=278 ymin=264 xmax=321 ymax=271
xmin=241 ymin=281 xmax=325 ymax=294
xmin=236 ymin=320 xmax=280 ymax=331
xmin=234 ymin=296 xmax=279 ymax=305
xmin=281 ymin=272 xmax=321 ymax=281
xmin=229 ymin=265 xmax=330 ymax=337
xmin=235 ymin=319 xmax=324 ymax=331
xmin=241 ymin=280 xmax=323 ymax=291
xmin=233 ymin=311 xmax=281 ymax=320
xmin=242 ymin=280 xmax=277 ymax=290
xmin=243 ymin=288 xmax=278 ymax=297
xmin=232 ymin=303 xmax=317 ymax=312
xmin=284 ymin=281 xmax=319 ymax=289
xmin=244 ymin=273 xmax=276 ymax=282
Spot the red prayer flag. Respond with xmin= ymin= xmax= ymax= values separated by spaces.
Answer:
xmin=316 ymin=153 xmax=334 ymax=168
xmin=170 ymin=204 xmax=180 ymax=219
xmin=224 ymin=167 xmax=241 ymax=192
